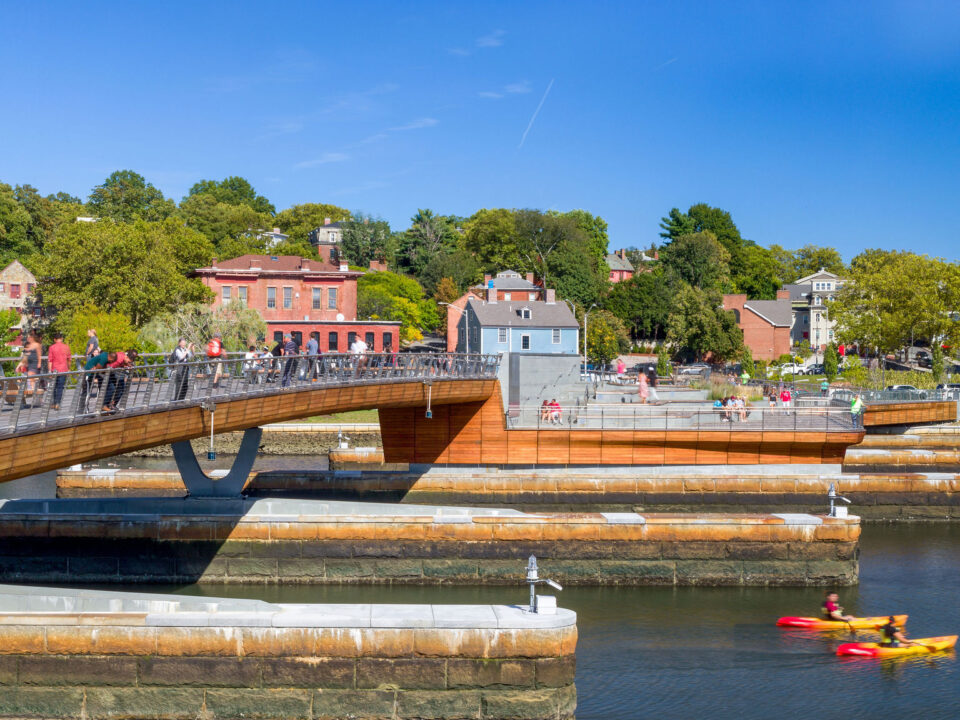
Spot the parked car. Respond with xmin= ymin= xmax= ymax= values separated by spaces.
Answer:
xmin=678 ymin=363 xmax=710 ymax=376
xmin=885 ymin=384 xmax=928 ymax=399
xmin=936 ymin=383 xmax=960 ymax=399
xmin=916 ymin=351 xmax=932 ymax=368
xmin=778 ymin=363 xmax=806 ymax=375
xmin=805 ymin=363 xmax=825 ymax=375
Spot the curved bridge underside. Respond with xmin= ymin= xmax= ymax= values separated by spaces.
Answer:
xmin=0 ymin=379 xmax=496 ymax=483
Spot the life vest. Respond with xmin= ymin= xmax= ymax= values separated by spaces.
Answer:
xmin=879 ymin=622 xmax=899 ymax=646
xmin=207 ymin=338 xmax=223 ymax=357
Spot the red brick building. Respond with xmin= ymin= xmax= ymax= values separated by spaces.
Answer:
xmin=194 ymin=254 xmax=400 ymax=353
xmin=722 ymin=291 xmax=793 ymax=361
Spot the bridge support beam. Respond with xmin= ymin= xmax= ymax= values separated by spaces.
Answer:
xmin=172 ymin=427 xmax=262 ymax=497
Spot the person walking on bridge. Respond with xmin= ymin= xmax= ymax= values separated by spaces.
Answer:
xmin=305 ymin=333 xmax=320 ymax=381
xmin=281 ymin=333 xmax=298 ymax=387
xmin=206 ymin=332 xmax=224 ymax=389
xmin=169 ymin=339 xmax=194 ymax=401
xmin=47 ymin=332 xmax=71 ymax=410
xmin=84 ymin=328 xmax=100 ymax=362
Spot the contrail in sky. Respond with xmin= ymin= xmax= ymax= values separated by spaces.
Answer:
xmin=518 ymin=78 xmax=555 ymax=149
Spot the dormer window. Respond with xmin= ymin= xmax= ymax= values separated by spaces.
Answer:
xmin=520 ymin=307 xmax=531 ymax=319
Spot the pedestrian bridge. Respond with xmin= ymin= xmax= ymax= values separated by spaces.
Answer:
xmin=0 ymin=353 xmax=881 ymax=492
xmin=0 ymin=353 xmax=499 ymax=489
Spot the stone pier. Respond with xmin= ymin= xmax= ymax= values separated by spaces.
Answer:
xmin=0 ymin=498 xmax=858 ymax=586
xmin=0 ymin=585 xmax=577 ymax=720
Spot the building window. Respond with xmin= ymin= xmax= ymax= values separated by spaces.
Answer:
xmin=222 ymin=286 xmax=231 ymax=303
xmin=504 ymin=292 xmax=511 ymax=301
xmin=521 ymin=334 xmax=531 ymax=350
xmin=237 ymin=286 xmax=247 ymax=305
xmin=329 ymin=232 xmax=339 ymax=242
xmin=267 ymin=287 xmax=276 ymax=309
xmin=347 ymin=332 xmax=357 ymax=349
xmin=328 ymin=332 xmax=339 ymax=352
xmin=328 ymin=287 xmax=337 ymax=309
xmin=814 ymin=296 xmax=821 ymax=306
xmin=529 ymin=293 xmax=537 ymax=300
xmin=329 ymin=247 xmax=338 ymax=264
xmin=498 ymin=328 xmax=507 ymax=343
xmin=0 ymin=283 xmax=5 ymax=292
xmin=27 ymin=283 xmax=34 ymax=294
xmin=273 ymin=330 xmax=283 ymax=344
xmin=10 ymin=284 xmax=20 ymax=299
xmin=829 ymin=330 xmax=834 ymax=340
xmin=520 ymin=308 xmax=531 ymax=319
xmin=365 ymin=332 xmax=375 ymax=351
xmin=383 ymin=332 xmax=393 ymax=351
xmin=552 ymin=328 xmax=561 ymax=344
xmin=291 ymin=331 xmax=302 ymax=348
xmin=283 ymin=287 xmax=292 ymax=309
xmin=312 ymin=288 xmax=323 ymax=310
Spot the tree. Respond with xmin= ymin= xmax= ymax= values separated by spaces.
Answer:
xmin=604 ymin=271 xmax=672 ymax=340
xmin=87 ymin=170 xmax=176 ymax=222
xmin=740 ymin=346 xmax=755 ymax=378
xmin=357 ymin=270 xmax=438 ymax=344
xmin=562 ymin=209 xmax=608 ymax=267
xmin=515 ymin=209 xmax=579 ymax=292
xmin=736 ymin=243 xmax=783 ymax=299
xmin=0 ymin=182 xmax=37 ymax=265
xmin=464 ymin=208 xmax=522 ymax=272
xmin=666 ymin=285 xmax=743 ymax=362
xmin=842 ymin=355 xmax=868 ymax=387
xmin=769 ymin=244 xmax=798 ymax=285
xmin=586 ymin=310 xmax=630 ymax=366
xmin=274 ymin=203 xmax=351 ymax=244
xmin=831 ymin=250 xmax=960 ymax=356
xmin=38 ymin=218 xmax=214 ymax=327
xmin=397 ymin=209 xmax=460 ymax=278
xmin=824 ymin=342 xmax=840 ymax=382
xmin=0 ymin=308 xmax=22 ymax=347
xmin=340 ymin=215 xmax=394 ymax=267
xmin=418 ymin=249 xmax=480 ymax=296
xmin=656 ymin=343 xmax=671 ymax=376
xmin=177 ymin=193 xmax=273 ymax=249
xmin=931 ymin=343 xmax=944 ymax=384
xmin=792 ymin=244 xmax=845 ymax=279
xmin=432 ymin=277 xmax=460 ymax=333
xmin=139 ymin=302 xmax=267 ymax=354
xmin=59 ymin=303 xmax=140 ymax=353
xmin=546 ymin=236 xmax=607 ymax=310
xmin=186 ymin=176 xmax=275 ymax=215
xmin=659 ymin=231 xmax=730 ymax=290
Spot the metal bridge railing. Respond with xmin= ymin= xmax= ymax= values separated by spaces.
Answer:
xmin=506 ymin=403 xmax=862 ymax=432
xmin=0 ymin=353 xmax=500 ymax=437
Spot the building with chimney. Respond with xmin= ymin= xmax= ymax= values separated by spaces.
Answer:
xmin=781 ymin=269 xmax=844 ymax=351
xmin=445 ymin=270 xmax=544 ymax=351
xmin=193 ymin=255 xmax=400 ymax=353
xmin=722 ymin=290 xmax=793 ymax=361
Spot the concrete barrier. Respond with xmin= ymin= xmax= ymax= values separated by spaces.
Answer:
xmin=0 ymin=498 xmax=858 ymax=586
xmin=0 ymin=585 xmax=576 ymax=719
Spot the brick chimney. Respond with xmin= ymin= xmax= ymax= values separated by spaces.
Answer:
xmin=483 ymin=274 xmax=491 ymax=285
xmin=324 ymin=217 xmax=331 ymax=226
xmin=545 ymin=288 xmax=556 ymax=304
xmin=211 ymin=257 xmax=218 ymax=267
xmin=526 ymin=272 xmax=534 ymax=283
xmin=487 ymin=286 xmax=497 ymax=303
xmin=776 ymin=289 xmax=791 ymax=301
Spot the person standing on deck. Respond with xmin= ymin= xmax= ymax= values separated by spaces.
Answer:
xmin=47 ymin=332 xmax=71 ymax=410
xmin=637 ymin=371 xmax=649 ymax=404
xmin=281 ymin=333 xmax=298 ymax=387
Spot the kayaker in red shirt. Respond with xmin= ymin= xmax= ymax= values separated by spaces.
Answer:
xmin=822 ymin=591 xmax=855 ymax=623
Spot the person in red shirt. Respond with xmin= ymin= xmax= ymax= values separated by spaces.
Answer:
xmin=779 ymin=387 xmax=792 ymax=414
xmin=47 ymin=332 xmax=72 ymax=410
xmin=822 ymin=591 xmax=855 ymax=623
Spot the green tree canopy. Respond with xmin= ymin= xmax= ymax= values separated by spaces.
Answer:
xmin=87 ymin=170 xmax=176 ymax=222
xmin=586 ymin=310 xmax=630 ymax=366
xmin=0 ymin=182 xmax=37 ymax=265
xmin=604 ymin=270 xmax=672 ymax=340
xmin=357 ymin=270 xmax=439 ymax=345
xmin=186 ymin=176 xmax=275 ymax=215
xmin=60 ymin=303 xmax=140 ymax=354
xmin=139 ymin=301 xmax=267 ymax=354
xmin=463 ymin=208 xmax=521 ymax=271
xmin=659 ymin=231 xmax=731 ymax=290
xmin=274 ymin=203 xmax=351 ymax=243
xmin=397 ymin=209 xmax=460 ymax=278
xmin=177 ymin=193 xmax=273 ymax=250
xmin=38 ymin=218 xmax=214 ymax=327
xmin=418 ymin=249 xmax=480 ymax=296
xmin=666 ymin=285 xmax=743 ymax=362
xmin=561 ymin=209 xmax=609 ymax=267
xmin=792 ymin=244 xmax=845 ymax=279
xmin=340 ymin=215 xmax=394 ymax=267
xmin=824 ymin=342 xmax=840 ymax=382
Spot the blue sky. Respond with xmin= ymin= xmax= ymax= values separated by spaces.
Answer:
xmin=2 ymin=1 xmax=959 ymax=260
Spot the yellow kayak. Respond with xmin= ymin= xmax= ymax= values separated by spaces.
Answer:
xmin=777 ymin=614 xmax=907 ymax=630
xmin=837 ymin=635 xmax=957 ymax=657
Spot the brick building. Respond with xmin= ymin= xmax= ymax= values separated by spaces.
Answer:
xmin=0 ymin=260 xmax=40 ymax=343
xmin=605 ymin=250 xmax=635 ymax=283
xmin=194 ymin=255 xmax=400 ymax=353
xmin=722 ymin=291 xmax=793 ymax=361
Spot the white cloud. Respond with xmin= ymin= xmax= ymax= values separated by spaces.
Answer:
xmin=448 ymin=47 xmax=471 ymax=56
xmin=295 ymin=152 xmax=350 ymax=169
xmin=478 ymin=91 xmax=504 ymax=99
xmin=476 ymin=29 xmax=506 ymax=48
xmin=504 ymin=81 xmax=531 ymax=94
xmin=389 ymin=117 xmax=439 ymax=131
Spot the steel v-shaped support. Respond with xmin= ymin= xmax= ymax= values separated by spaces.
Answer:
xmin=171 ymin=427 xmax=262 ymax=496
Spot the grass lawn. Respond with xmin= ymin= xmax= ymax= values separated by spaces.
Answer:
xmin=297 ymin=409 xmax=380 ymax=424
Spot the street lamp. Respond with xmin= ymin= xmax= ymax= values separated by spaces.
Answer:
xmin=438 ymin=301 xmax=470 ymax=353
xmin=584 ymin=303 xmax=598 ymax=377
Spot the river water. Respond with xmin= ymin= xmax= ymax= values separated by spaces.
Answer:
xmin=1 ymin=476 xmax=956 ymax=718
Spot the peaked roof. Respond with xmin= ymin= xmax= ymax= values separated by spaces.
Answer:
xmin=467 ymin=299 xmax=578 ymax=328
xmin=605 ymin=253 xmax=634 ymax=272
xmin=743 ymin=299 xmax=793 ymax=327
xmin=795 ymin=268 xmax=842 ymax=284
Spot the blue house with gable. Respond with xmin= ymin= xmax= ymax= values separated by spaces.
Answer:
xmin=455 ymin=288 xmax=579 ymax=355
